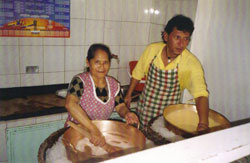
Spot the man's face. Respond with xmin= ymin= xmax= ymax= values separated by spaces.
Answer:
xmin=164 ymin=27 xmax=191 ymax=58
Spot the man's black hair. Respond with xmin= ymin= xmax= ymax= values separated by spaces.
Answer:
xmin=162 ymin=14 xmax=194 ymax=42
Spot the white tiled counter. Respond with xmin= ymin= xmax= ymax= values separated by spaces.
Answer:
xmin=106 ymin=123 xmax=250 ymax=163
xmin=0 ymin=112 xmax=68 ymax=163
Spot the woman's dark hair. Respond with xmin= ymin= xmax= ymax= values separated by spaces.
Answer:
xmin=87 ymin=43 xmax=112 ymax=62
xmin=162 ymin=14 xmax=194 ymax=42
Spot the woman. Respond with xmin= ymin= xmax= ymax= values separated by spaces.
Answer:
xmin=65 ymin=43 xmax=138 ymax=150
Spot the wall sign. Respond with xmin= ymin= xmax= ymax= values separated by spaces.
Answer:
xmin=0 ymin=0 xmax=70 ymax=37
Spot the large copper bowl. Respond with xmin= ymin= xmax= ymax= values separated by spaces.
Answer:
xmin=163 ymin=104 xmax=231 ymax=138
xmin=62 ymin=120 xmax=146 ymax=162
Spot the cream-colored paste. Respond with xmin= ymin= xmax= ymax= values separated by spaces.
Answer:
xmin=165 ymin=109 xmax=220 ymax=132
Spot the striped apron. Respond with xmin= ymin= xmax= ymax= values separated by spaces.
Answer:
xmin=137 ymin=56 xmax=182 ymax=129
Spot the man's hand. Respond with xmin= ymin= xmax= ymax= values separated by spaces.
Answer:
xmin=197 ymin=122 xmax=209 ymax=134
xmin=124 ymin=78 xmax=140 ymax=108
xmin=195 ymin=96 xmax=209 ymax=134
xmin=124 ymin=94 xmax=132 ymax=108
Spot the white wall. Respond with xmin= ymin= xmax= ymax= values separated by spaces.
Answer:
xmin=0 ymin=0 xmax=152 ymax=88
xmin=187 ymin=0 xmax=250 ymax=121
xmin=0 ymin=0 xmax=198 ymax=88
xmin=150 ymin=0 xmax=198 ymax=44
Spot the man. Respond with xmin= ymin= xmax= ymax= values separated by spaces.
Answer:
xmin=125 ymin=15 xmax=209 ymax=132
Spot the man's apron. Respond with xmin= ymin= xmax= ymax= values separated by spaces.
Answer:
xmin=137 ymin=56 xmax=182 ymax=129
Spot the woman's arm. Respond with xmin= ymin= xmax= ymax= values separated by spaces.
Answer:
xmin=65 ymin=94 xmax=105 ymax=146
xmin=115 ymin=103 xmax=139 ymax=125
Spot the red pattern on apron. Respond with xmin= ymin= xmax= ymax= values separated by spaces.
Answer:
xmin=65 ymin=72 xmax=119 ymax=127
xmin=137 ymin=56 xmax=181 ymax=129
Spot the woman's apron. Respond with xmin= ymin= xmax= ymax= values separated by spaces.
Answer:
xmin=137 ymin=56 xmax=182 ymax=129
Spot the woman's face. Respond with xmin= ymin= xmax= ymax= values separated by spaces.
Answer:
xmin=87 ymin=49 xmax=110 ymax=80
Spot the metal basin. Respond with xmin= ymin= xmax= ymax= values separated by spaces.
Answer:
xmin=163 ymin=104 xmax=231 ymax=138
xmin=62 ymin=120 xmax=146 ymax=162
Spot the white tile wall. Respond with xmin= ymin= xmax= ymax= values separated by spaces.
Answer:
xmin=119 ymin=46 xmax=135 ymax=68
xmin=0 ymin=1 xmax=199 ymax=161
xmin=165 ymin=0 xmax=198 ymax=23
xmin=21 ymin=73 xmax=43 ymax=86
xmin=122 ymin=0 xmax=139 ymax=22
xmin=71 ymin=0 xmax=86 ymax=19
xmin=118 ymin=68 xmax=130 ymax=85
xmin=135 ymin=46 xmax=146 ymax=60
xmin=65 ymin=19 xmax=85 ymax=45
xmin=65 ymin=46 xmax=85 ymax=71
xmin=44 ymin=72 xmax=64 ymax=85
xmin=150 ymin=24 xmax=164 ymax=43
xmin=179 ymin=1 xmax=198 ymax=20
xmin=65 ymin=70 xmax=82 ymax=84
xmin=19 ymin=37 xmax=43 ymax=46
xmin=104 ymin=21 xmax=121 ymax=46
xmin=0 ymin=46 xmax=19 ymax=75
xmin=136 ymin=23 xmax=150 ymax=45
xmin=44 ymin=46 xmax=64 ymax=72
xmin=0 ymin=37 xmax=18 ymax=45
xmin=85 ymin=20 xmax=104 ymax=45
xmin=108 ymin=68 xmax=119 ymax=79
xmin=120 ymin=22 xmax=137 ymax=45
xmin=138 ymin=0 xmax=153 ymax=23
xmin=86 ymin=0 xmax=105 ymax=20
xmin=105 ymin=0 xmax=123 ymax=21
xmin=43 ymin=38 xmax=65 ymax=46
xmin=0 ymin=75 xmax=20 ymax=88
xmin=109 ymin=46 xmax=120 ymax=68
xmin=0 ymin=0 xmax=198 ymax=88
xmin=151 ymin=0 xmax=167 ymax=25
xmin=20 ymin=46 xmax=43 ymax=73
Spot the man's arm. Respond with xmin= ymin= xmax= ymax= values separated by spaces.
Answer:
xmin=124 ymin=78 xmax=140 ymax=107
xmin=195 ymin=96 xmax=209 ymax=132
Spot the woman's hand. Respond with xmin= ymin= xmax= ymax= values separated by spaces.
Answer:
xmin=115 ymin=103 xmax=139 ymax=126
xmin=90 ymin=129 xmax=123 ymax=153
xmin=89 ymin=129 xmax=106 ymax=147
xmin=125 ymin=112 xmax=139 ymax=126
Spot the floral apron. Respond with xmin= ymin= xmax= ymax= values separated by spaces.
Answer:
xmin=137 ymin=56 xmax=182 ymax=129
xmin=65 ymin=72 xmax=119 ymax=127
